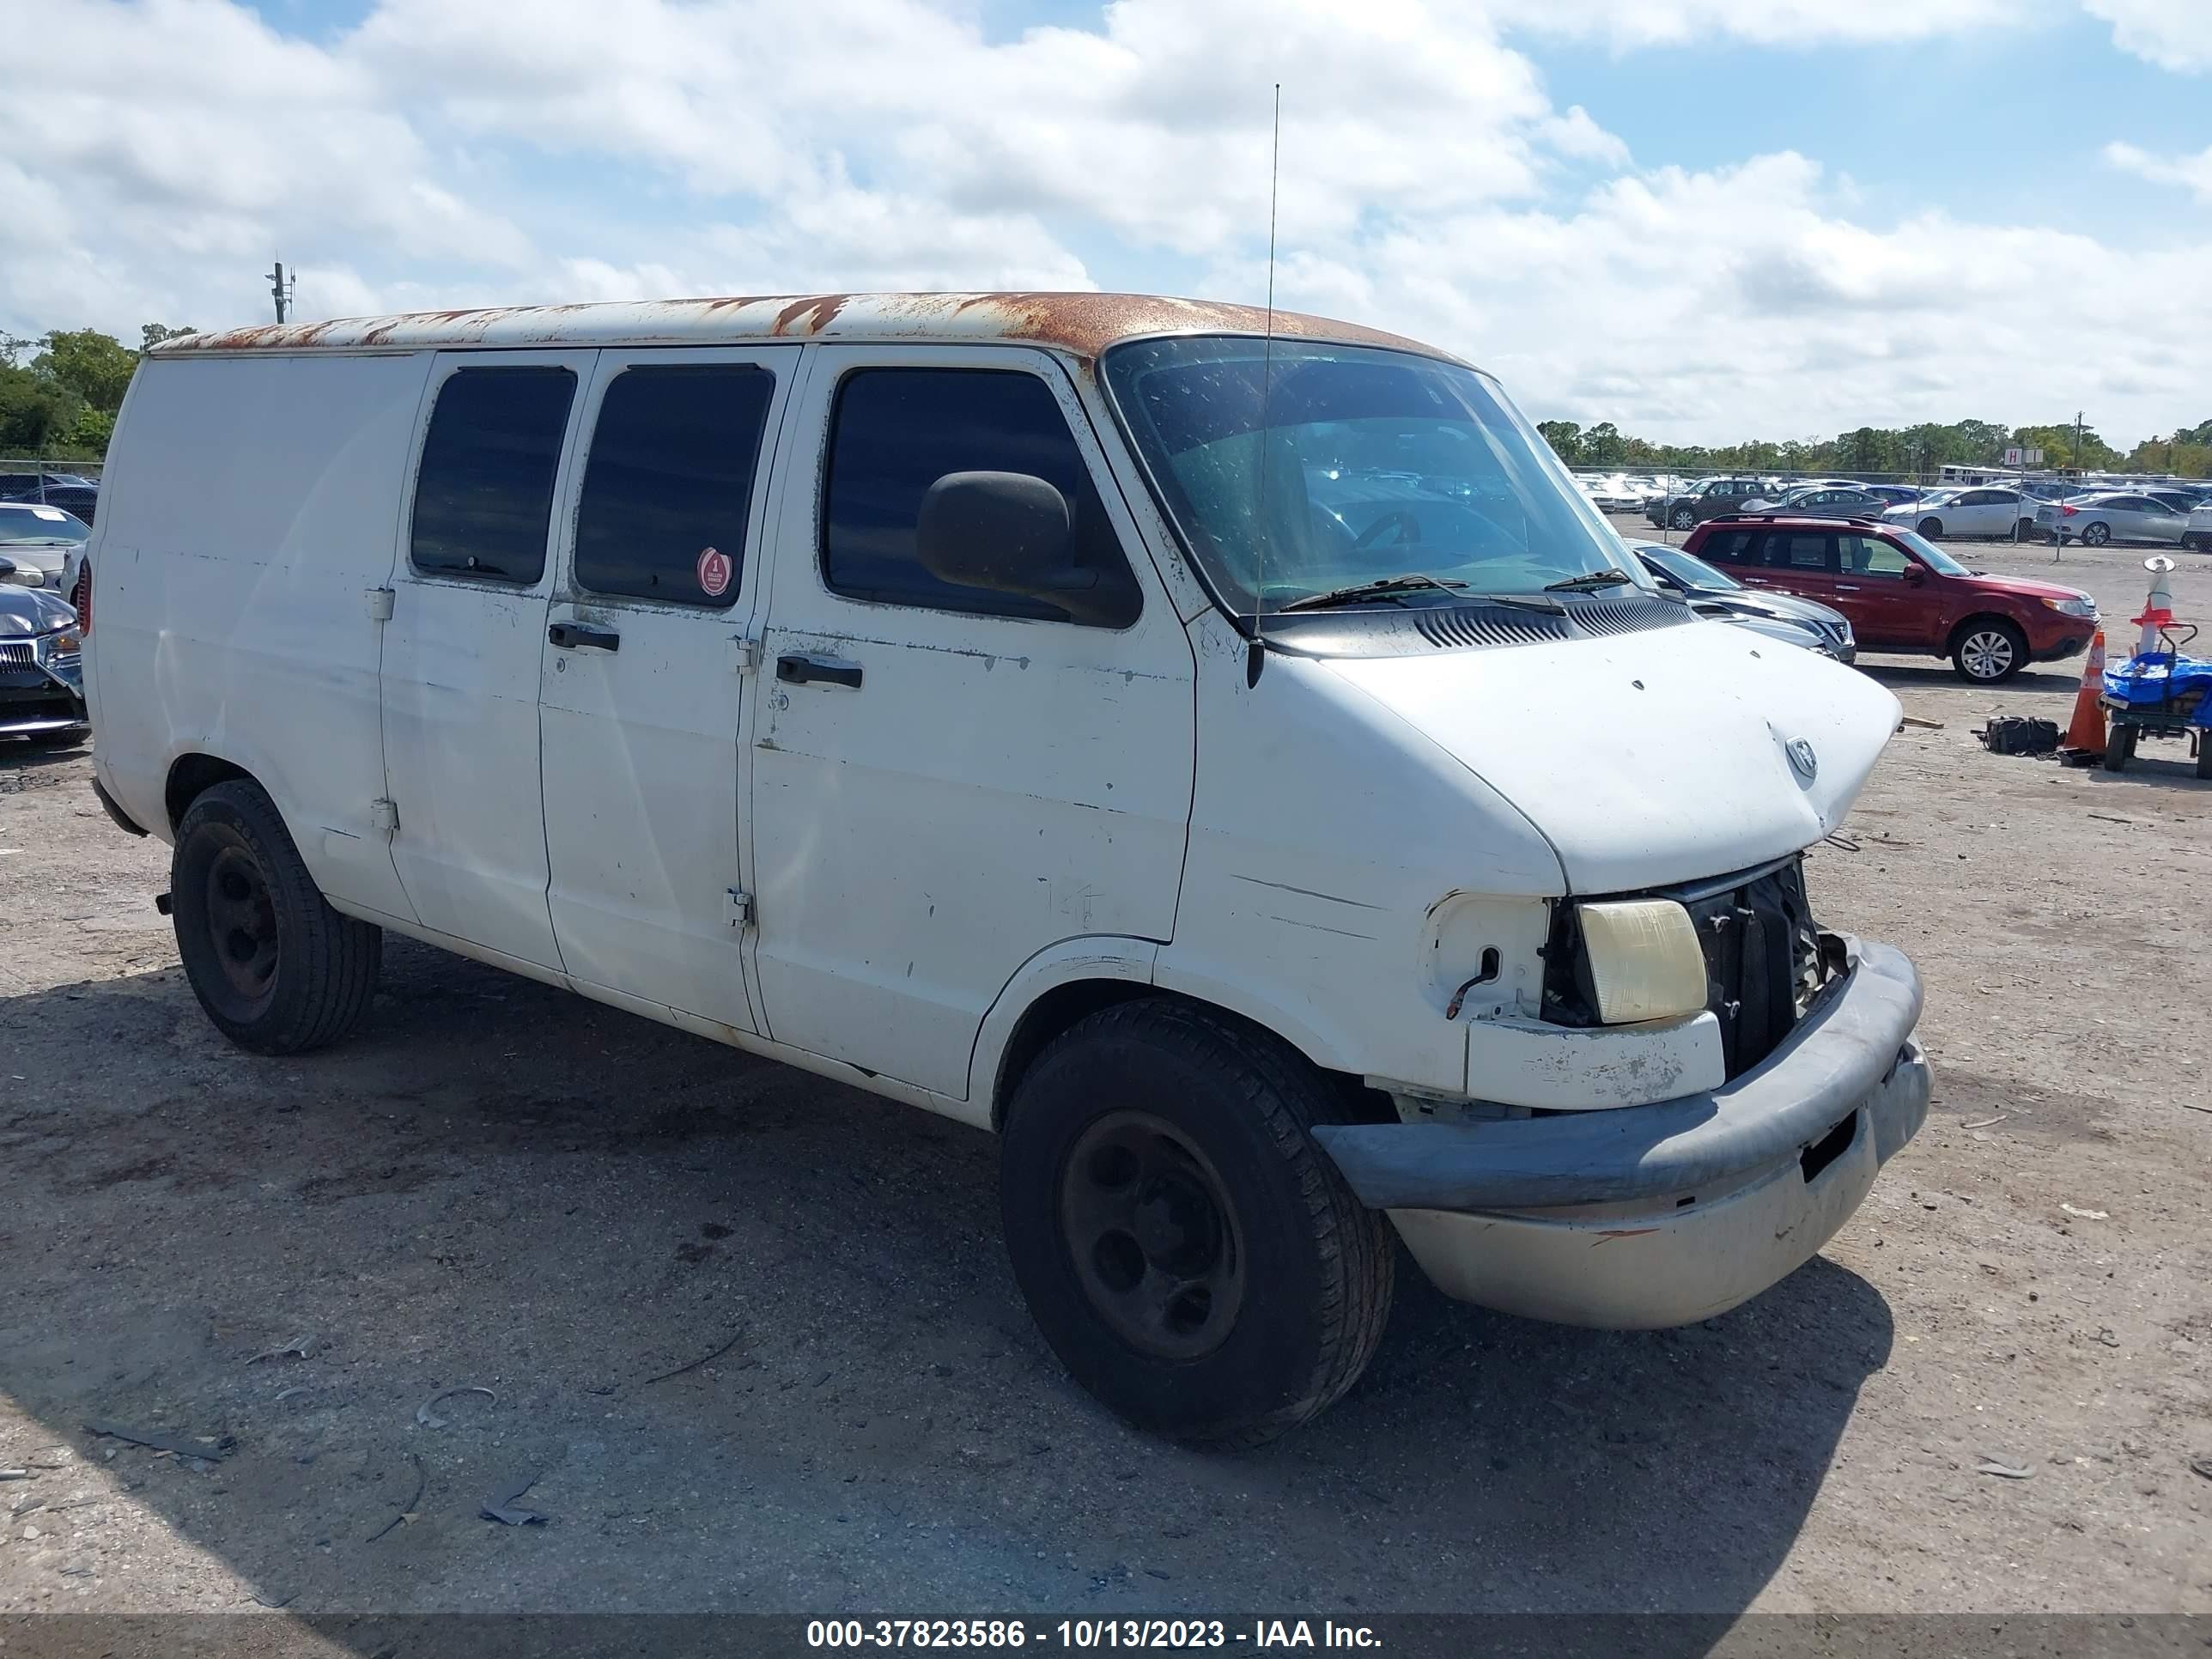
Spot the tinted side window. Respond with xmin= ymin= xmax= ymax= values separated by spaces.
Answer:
xmin=574 ymin=366 xmax=775 ymax=607
xmin=823 ymin=368 xmax=1139 ymax=628
xmin=1767 ymin=532 xmax=1833 ymax=571
xmin=1702 ymin=529 xmax=1757 ymax=563
xmin=411 ymin=368 xmax=576 ymax=583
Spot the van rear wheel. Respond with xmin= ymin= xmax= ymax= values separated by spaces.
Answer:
xmin=999 ymin=1000 xmax=1393 ymax=1447
xmin=172 ymin=779 xmax=381 ymax=1054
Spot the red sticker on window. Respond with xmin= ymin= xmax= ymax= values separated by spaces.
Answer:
xmin=696 ymin=546 xmax=732 ymax=598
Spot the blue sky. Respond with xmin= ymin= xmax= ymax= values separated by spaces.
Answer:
xmin=5 ymin=0 xmax=2208 ymax=444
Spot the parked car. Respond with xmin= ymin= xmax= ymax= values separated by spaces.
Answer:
xmin=2056 ymin=491 xmax=2191 ymax=548
xmin=0 ymin=470 xmax=99 ymax=524
xmin=0 ymin=502 xmax=92 ymax=590
xmin=1577 ymin=473 xmax=1643 ymax=513
xmin=1644 ymin=476 xmax=1774 ymax=530
xmin=1883 ymin=486 xmax=2048 ymax=542
xmin=0 ymin=564 xmax=87 ymax=746
xmin=1628 ymin=540 xmax=1855 ymax=662
xmin=80 ymin=293 xmax=1929 ymax=1443
xmin=2186 ymin=502 xmax=2212 ymax=551
xmin=2141 ymin=488 xmax=2209 ymax=516
xmin=1740 ymin=484 xmax=1890 ymax=519
xmin=1860 ymin=484 xmax=1922 ymax=508
xmin=1685 ymin=514 xmax=2096 ymax=684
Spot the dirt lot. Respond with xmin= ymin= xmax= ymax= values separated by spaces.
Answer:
xmin=2 ymin=538 xmax=2207 ymax=1626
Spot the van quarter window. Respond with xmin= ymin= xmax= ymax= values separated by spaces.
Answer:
xmin=821 ymin=368 xmax=1140 ymax=628
xmin=410 ymin=367 xmax=577 ymax=584
xmin=574 ymin=366 xmax=775 ymax=607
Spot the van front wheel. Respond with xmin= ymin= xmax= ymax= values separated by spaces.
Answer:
xmin=1000 ymin=1000 xmax=1393 ymax=1447
xmin=172 ymin=779 xmax=381 ymax=1054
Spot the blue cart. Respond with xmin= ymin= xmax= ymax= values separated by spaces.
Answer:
xmin=2100 ymin=625 xmax=2212 ymax=777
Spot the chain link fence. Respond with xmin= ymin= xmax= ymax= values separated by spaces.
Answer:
xmin=0 ymin=459 xmax=105 ymax=524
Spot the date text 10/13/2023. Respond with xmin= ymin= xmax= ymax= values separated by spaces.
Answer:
xmin=806 ymin=1620 xmax=1383 ymax=1649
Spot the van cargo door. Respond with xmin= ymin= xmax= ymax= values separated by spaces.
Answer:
xmin=380 ymin=350 xmax=594 ymax=972
xmin=537 ymin=346 xmax=799 ymax=1032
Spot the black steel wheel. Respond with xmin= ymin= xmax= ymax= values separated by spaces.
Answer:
xmin=1917 ymin=516 xmax=1944 ymax=539
xmin=1000 ymin=1000 xmax=1393 ymax=1447
xmin=171 ymin=778 xmax=382 ymax=1054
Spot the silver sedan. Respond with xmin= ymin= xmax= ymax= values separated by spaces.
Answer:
xmin=2057 ymin=492 xmax=2191 ymax=548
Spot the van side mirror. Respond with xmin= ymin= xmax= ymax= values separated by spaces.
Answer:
xmin=917 ymin=471 xmax=1115 ymax=621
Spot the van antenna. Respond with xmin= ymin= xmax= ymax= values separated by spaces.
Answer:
xmin=1247 ymin=82 xmax=1282 ymax=690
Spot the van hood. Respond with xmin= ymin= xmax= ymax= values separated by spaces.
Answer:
xmin=1320 ymin=617 xmax=1899 ymax=894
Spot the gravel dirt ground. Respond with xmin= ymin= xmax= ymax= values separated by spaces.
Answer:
xmin=1 ymin=537 xmax=2207 ymax=1627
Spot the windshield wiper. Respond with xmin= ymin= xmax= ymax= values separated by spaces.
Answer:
xmin=1277 ymin=574 xmax=1470 ymax=612
xmin=1541 ymin=569 xmax=1634 ymax=592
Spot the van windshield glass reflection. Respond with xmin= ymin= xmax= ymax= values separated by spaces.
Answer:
xmin=1102 ymin=337 xmax=1640 ymax=612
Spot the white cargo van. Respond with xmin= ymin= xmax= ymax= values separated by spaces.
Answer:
xmin=78 ymin=293 xmax=1929 ymax=1443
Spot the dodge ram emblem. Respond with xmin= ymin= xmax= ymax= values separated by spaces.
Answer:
xmin=1786 ymin=737 xmax=1819 ymax=781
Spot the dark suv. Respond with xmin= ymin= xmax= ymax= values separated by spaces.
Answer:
xmin=1682 ymin=514 xmax=2099 ymax=684
xmin=1644 ymin=477 xmax=1771 ymax=532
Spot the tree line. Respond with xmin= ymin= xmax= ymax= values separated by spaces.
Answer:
xmin=0 ymin=325 xmax=195 ymax=459
xmin=1537 ymin=416 xmax=2212 ymax=480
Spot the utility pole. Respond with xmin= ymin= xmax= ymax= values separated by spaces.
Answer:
xmin=267 ymin=261 xmax=295 ymax=324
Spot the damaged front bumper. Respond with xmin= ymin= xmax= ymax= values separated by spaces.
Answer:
xmin=1311 ymin=938 xmax=1929 ymax=1328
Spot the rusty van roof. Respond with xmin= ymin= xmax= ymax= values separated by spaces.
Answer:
xmin=149 ymin=291 xmax=1462 ymax=365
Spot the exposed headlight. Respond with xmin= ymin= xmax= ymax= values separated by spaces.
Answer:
xmin=2045 ymin=597 xmax=2096 ymax=618
xmin=1577 ymin=899 xmax=1710 ymax=1024
xmin=46 ymin=628 xmax=82 ymax=655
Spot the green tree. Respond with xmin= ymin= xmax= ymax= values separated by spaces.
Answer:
xmin=1582 ymin=422 xmax=1626 ymax=465
xmin=33 ymin=328 xmax=137 ymax=414
xmin=139 ymin=322 xmax=198 ymax=352
xmin=1536 ymin=420 xmax=1583 ymax=463
xmin=0 ymin=363 xmax=76 ymax=452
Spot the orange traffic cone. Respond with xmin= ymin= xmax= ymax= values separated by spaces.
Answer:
xmin=2058 ymin=629 xmax=2107 ymax=760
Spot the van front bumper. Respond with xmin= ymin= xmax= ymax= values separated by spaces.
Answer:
xmin=1311 ymin=939 xmax=1929 ymax=1328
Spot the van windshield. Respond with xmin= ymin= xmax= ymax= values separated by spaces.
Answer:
xmin=1101 ymin=337 xmax=1642 ymax=612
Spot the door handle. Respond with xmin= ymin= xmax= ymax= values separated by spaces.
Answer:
xmin=775 ymin=653 xmax=863 ymax=690
xmin=549 ymin=621 xmax=620 ymax=652
xmin=1834 ymin=584 xmax=1862 ymax=592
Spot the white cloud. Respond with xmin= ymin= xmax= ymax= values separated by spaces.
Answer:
xmin=2083 ymin=0 xmax=2212 ymax=72
xmin=2105 ymin=140 xmax=2212 ymax=202
xmin=1487 ymin=0 xmax=2027 ymax=47
xmin=3 ymin=0 xmax=2209 ymax=447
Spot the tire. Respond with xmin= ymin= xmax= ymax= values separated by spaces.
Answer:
xmin=171 ymin=778 xmax=381 ymax=1054
xmin=1951 ymin=617 xmax=2027 ymax=684
xmin=2103 ymin=722 xmax=2136 ymax=772
xmin=1917 ymin=517 xmax=1944 ymax=539
xmin=2081 ymin=521 xmax=2111 ymax=548
xmin=1668 ymin=505 xmax=1695 ymax=531
xmin=999 ymin=999 xmax=1394 ymax=1448
xmin=2013 ymin=518 xmax=2035 ymax=544
xmin=2197 ymin=736 xmax=2212 ymax=781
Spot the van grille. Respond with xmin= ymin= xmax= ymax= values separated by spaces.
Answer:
xmin=1541 ymin=855 xmax=1832 ymax=1081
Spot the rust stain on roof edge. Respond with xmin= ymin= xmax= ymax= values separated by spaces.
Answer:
xmin=152 ymin=291 xmax=1462 ymax=365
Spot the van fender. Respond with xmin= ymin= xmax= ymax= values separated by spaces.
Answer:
xmin=965 ymin=938 xmax=1162 ymax=1126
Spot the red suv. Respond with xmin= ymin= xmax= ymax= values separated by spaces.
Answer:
xmin=1681 ymin=515 xmax=2100 ymax=684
